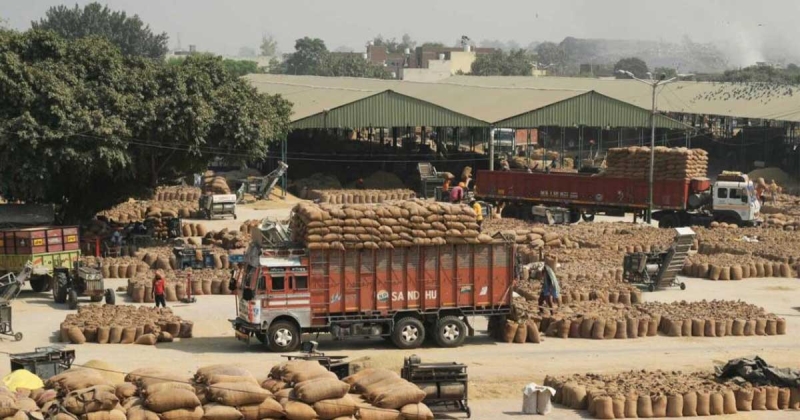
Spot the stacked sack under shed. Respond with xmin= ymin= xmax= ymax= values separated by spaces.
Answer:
xmin=290 ymin=200 xmax=492 ymax=249
xmin=603 ymin=147 xmax=708 ymax=180
xmin=306 ymin=189 xmax=416 ymax=205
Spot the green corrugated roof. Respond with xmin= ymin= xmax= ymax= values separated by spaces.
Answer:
xmin=496 ymin=91 xmax=687 ymax=129
xmin=292 ymin=90 xmax=489 ymax=128
xmin=245 ymin=74 xmax=689 ymax=129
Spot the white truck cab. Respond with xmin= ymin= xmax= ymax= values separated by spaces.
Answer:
xmin=711 ymin=174 xmax=761 ymax=225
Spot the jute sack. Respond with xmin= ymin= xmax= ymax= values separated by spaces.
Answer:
xmin=83 ymin=410 xmax=126 ymax=420
xmin=135 ymin=334 xmax=157 ymax=345
xmin=666 ymin=393 xmax=683 ymax=417
xmin=206 ymin=375 xmax=256 ymax=386
xmin=752 ymin=387 xmax=767 ymax=410
xmin=696 ymin=392 xmax=711 ymax=416
xmin=637 ymin=395 xmax=653 ymax=417
xmin=144 ymin=382 xmax=194 ymax=396
xmin=765 ymin=386 xmax=779 ymax=410
xmin=68 ymin=327 xmax=87 ymax=344
xmin=294 ymin=377 xmax=349 ymax=404
xmin=503 ymin=320 xmax=518 ymax=343
xmin=615 ymin=319 xmax=627 ymax=339
xmin=704 ymin=319 xmax=716 ymax=337
xmin=513 ymin=322 xmax=527 ymax=343
xmin=344 ymin=369 xmax=400 ymax=393
xmin=285 ymin=360 xmax=336 ymax=384
xmin=603 ymin=318 xmax=617 ymax=339
xmin=208 ymin=382 xmax=270 ymax=406
xmin=591 ymin=319 xmax=606 ymax=340
xmin=594 ymin=396 xmax=614 ymax=419
xmin=237 ymin=397 xmax=284 ymax=420
xmin=652 ymin=394 xmax=667 ymax=417
xmin=114 ymin=383 xmax=137 ymax=400
xmin=736 ymin=387 xmax=753 ymax=411
xmin=681 ymin=319 xmax=692 ymax=336
xmin=611 ymin=394 xmax=625 ymax=419
xmin=144 ymin=389 xmax=200 ymax=413
xmin=126 ymin=406 xmax=159 ymax=420
xmin=778 ymin=388 xmax=791 ymax=410
xmin=64 ymin=386 xmax=119 ymax=415
xmin=357 ymin=405 xmax=402 ymax=420
xmin=312 ymin=394 xmax=357 ymax=420
xmin=399 ymin=402 xmax=433 ymax=420
xmin=525 ymin=319 xmax=541 ymax=343
xmin=371 ymin=384 xmax=427 ymax=409
xmin=624 ymin=392 xmax=638 ymax=418
xmin=709 ymin=392 xmax=724 ymax=415
xmin=682 ymin=391 xmax=698 ymax=416
xmin=158 ymin=406 xmax=203 ymax=420
xmin=281 ymin=400 xmax=316 ymax=420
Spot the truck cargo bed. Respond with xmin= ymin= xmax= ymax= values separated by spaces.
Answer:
xmin=476 ymin=170 xmax=691 ymax=211
xmin=307 ymin=242 xmax=514 ymax=325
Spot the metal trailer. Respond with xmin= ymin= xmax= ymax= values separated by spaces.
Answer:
xmin=401 ymin=355 xmax=470 ymax=418
xmin=9 ymin=347 xmax=75 ymax=380
xmin=0 ymin=226 xmax=81 ymax=292
xmin=200 ymin=194 xmax=238 ymax=220
xmin=622 ymin=227 xmax=696 ymax=291
xmin=173 ymin=246 xmax=217 ymax=270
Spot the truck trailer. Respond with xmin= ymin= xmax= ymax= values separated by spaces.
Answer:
xmin=231 ymin=241 xmax=514 ymax=352
xmin=0 ymin=226 xmax=81 ymax=292
xmin=475 ymin=170 xmax=761 ymax=228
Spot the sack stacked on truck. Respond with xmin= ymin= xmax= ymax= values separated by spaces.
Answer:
xmin=291 ymin=200 xmax=492 ymax=249
xmin=307 ymin=189 xmax=416 ymax=205
xmin=603 ymin=147 xmax=708 ymax=180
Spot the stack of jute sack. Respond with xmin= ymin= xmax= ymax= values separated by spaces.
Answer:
xmin=290 ymin=200 xmax=492 ymax=249
xmin=126 ymin=269 xmax=232 ymax=303
xmin=545 ymin=367 xmax=800 ymax=419
xmin=639 ymin=300 xmax=787 ymax=338
xmin=684 ymin=253 xmax=795 ymax=281
xmin=154 ymin=186 xmax=201 ymax=202
xmin=0 ymin=382 xmax=56 ymax=420
xmin=59 ymin=305 xmax=193 ymax=345
xmin=603 ymin=147 xmax=708 ymax=180
xmin=307 ymin=189 xmax=416 ymax=205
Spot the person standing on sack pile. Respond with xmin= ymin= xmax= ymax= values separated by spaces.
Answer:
xmin=152 ymin=271 xmax=167 ymax=308
xmin=471 ymin=199 xmax=484 ymax=231
xmin=450 ymin=182 xmax=465 ymax=203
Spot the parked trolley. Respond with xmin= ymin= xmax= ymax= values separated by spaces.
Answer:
xmin=9 ymin=347 xmax=75 ymax=380
xmin=401 ymin=354 xmax=470 ymax=418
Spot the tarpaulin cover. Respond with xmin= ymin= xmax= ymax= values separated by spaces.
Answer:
xmin=715 ymin=356 xmax=800 ymax=387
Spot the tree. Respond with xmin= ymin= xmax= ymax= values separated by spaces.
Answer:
xmin=614 ymin=57 xmax=649 ymax=79
xmin=420 ymin=42 xmax=446 ymax=49
xmin=372 ymin=33 xmax=415 ymax=53
xmin=238 ymin=46 xmax=256 ymax=57
xmin=284 ymin=37 xmax=328 ymax=75
xmin=260 ymin=34 xmax=277 ymax=57
xmin=534 ymin=42 xmax=568 ymax=74
xmin=470 ymin=49 xmax=533 ymax=76
xmin=0 ymin=30 xmax=290 ymax=221
xmin=222 ymin=59 xmax=260 ymax=77
xmin=31 ymin=2 xmax=168 ymax=59
xmin=654 ymin=66 xmax=678 ymax=79
xmin=321 ymin=54 xmax=389 ymax=78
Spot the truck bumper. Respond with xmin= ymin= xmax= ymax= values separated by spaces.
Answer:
xmin=229 ymin=318 xmax=261 ymax=343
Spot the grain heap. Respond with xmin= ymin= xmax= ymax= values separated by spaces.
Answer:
xmin=126 ymin=269 xmax=231 ymax=302
xmin=59 ymin=305 xmax=193 ymax=345
xmin=307 ymin=189 xmax=416 ymax=204
xmin=291 ymin=173 xmax=343 ymax=198
xmin=603 ymin=146 xmax=708 ymax=180
xmin=639 ymin=300 xmax=786 ymax=337
xmin=290 ymin=200 xmax=492 ymax=249
xmin=154 ymin=186 xmax=201 ymax=202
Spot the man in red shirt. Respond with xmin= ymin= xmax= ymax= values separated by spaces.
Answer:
xmin=152 ymin=272 xmax=167 ymax=308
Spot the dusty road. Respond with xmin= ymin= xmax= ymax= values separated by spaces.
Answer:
xmin=1 ymin=202 xmax=798 ymax=419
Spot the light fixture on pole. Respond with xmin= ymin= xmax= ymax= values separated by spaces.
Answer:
xmin=615 ymin=69 xmax=692 ymax=224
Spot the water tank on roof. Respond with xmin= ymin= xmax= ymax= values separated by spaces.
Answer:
xmin=404 ymin=48 xmax=410 ymax=55
xmin=438 ymin=53 xmax=445 ymax=60
xmin=464 ymin=44 xmax=471 ymax=52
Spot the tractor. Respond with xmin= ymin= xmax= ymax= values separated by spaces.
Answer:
xmin=53 ymin=263 xmax=115 ymax=309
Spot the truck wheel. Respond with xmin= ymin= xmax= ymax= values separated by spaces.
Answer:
xmin=266 ymin=321 xmax=300 ymax=352
xmin=581 ymin=213 xmax=596 ymax=222
xmin=569 ymin=210 xmax=581 ymax=224
xmin=105 ymin=289 xmax=116 ymax=305
xmin=29 ymin=276 xmax=49 ymax=293
xmin=434 ymin=316 xmax=467 ymax=348
xmin=658 ymin=214 xmax=679 ymax=228
xmin=392 ymin=317 xmax=426 ymax=349
xmin=53 ymin=273 xmax=67 ymax=304
xmin=68 ymin=289 xmax=78 ymax=310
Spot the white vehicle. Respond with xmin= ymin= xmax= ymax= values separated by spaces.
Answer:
xmin=199 ymin=194 xmax=237 ymax=220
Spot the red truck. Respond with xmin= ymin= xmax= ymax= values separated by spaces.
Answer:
xmin=231 ymin=241 xmax=515 ymax=352
xmin=475 ymin=170 xmax=761 ymax=228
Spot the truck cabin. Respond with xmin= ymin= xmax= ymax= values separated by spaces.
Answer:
xmin=711 ymin=175 xmax=761 ymax=223
xmin=239 ymin=248 xmax=311 ymax=328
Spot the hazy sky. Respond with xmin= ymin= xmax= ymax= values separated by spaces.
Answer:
xmin=4 ymin=0 xmax=799 ymax=60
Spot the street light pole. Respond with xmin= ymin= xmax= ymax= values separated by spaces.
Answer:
xmin=616 ymin=70 xmax=687 ymax=224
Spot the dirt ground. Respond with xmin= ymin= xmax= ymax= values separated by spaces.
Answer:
xmin=1 ymin=202 xmax=798 ymax=419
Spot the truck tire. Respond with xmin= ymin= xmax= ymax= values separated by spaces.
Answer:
xmin=433 ymin=316 xmax=467 ymax=348
xmin=53 ymin=273 xmax=68 ymax=304
xmin=105 ymin=289 xmax=116 ymax=305
xmin=29 ymin=275 xmax=49 ymax=293
xmin=658 ymin=214 xmax=679 ymax=229
xmin=392 ymin=317 xmax=426 ymax=349
xmin=68 ymin=289 xmax=78 ymax=310
xmin=266 ymin=321 xmax=300 ymax=352
xmin=581 ymin=213 xmax=596 ymax=222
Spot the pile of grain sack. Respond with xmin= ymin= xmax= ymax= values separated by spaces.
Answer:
xmin=545 ymin=368 xmax=800 ymax=419
xmin=602 ymin=147 xmax=708 ymax=180
xmin=690 ymin=227 xmax=800 ymax=279
xmin=685 ymin=253 xmax=795 ymax=280
xmin=291 ymin=201 xmax=490 ymax=249
xmin=154 ymin=186 xmax=201 ymax=202
xmin=126 ymin=269 xmax=232 ymax=303
xmin=306 ymin=189 xmax=416 ymax=205
xmin=59 ymin=305 xmax=193 ymax=345
xmin=496 ymin=299 xmax=785 ymax=344
xmin=39 ymin=361 xmax=433 ymax=420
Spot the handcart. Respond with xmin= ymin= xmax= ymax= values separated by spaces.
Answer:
xmin=9 ymin=347 xmax=75 ymax=379
xmin=0 ymin=302 xmax=22 ymax=341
